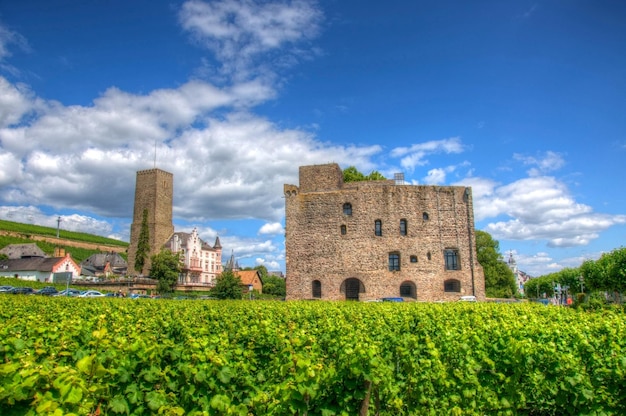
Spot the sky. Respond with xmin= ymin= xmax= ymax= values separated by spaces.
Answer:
xmin=0 ymin=0 xmax=624 ymax=276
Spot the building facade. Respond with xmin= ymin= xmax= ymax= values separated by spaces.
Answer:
xmin=127 ymin=168 xmax=175 ymax=276
xmin=164 ymin=228 xmax=223 ymax=286
xmin=284 ymin=163 xmax=485 ymax=301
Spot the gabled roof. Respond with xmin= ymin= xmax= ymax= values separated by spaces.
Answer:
xmin=0 ymin=243 xmax=47 ymax=259
xmin=0 ymin=257 xmax=63 ymax=272
xmin=236 ymin=270 xmax=262 ymax=286
xmin=164 ymin=231 xmax=221 ymax=251
xmin=81 ymin=252 xmax=127 ymax=268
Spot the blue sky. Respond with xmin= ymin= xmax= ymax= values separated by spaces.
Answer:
xmin=0 ymin=0 xmax=624 ymax=276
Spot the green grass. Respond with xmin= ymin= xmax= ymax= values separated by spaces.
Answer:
xmin=0 ymin=219 xmax=128 ymax=247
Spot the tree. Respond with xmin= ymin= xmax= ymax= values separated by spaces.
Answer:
xmin=212 ymin=270 xmax=243 ymax=300
xmin=475 ymin=230 xmax=517 ymax=298
xmin=149 ymin=249 xmax=181 ymax=294
xmin=135 ymin=208 xmax=150 ymax=274
xmin=262 ymin=275 xmax=286 ymax=297
xmin=343 ymin=166 xmax=386 ymax=182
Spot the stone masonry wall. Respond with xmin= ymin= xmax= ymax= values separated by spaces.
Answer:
xmin=285 ymin=163 xmax=485 ymax=301
xmin=127 ymin=169 xmax=175 ymax=276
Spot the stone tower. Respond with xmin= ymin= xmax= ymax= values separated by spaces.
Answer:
xmin=284 ymin=163 xmax=485 ymax=301
xmin=127 ymin=168 xmax=175 ymax=276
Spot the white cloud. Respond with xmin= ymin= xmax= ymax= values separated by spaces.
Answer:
xmin=513 ymin=151 xmax=565 ymax=177
xmin=461 ymin=173 xmax=626 ymax=248
xmin=0 ymin=206 xmax=114 ymax=238
xmin=390 ymin=137 xmax=464 ymax=172
xmin=179 ymin=0 xmax=323 ymax=80
xmin=259 ymin=222 xmax=284 ymax=235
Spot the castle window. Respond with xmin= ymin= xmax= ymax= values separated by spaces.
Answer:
xmin=375 ymin=220 xmax=382 ymax=236
xmin=400 ymin=219 xmax=407 ymax=236
xmin=427 ymin=251 xmax=432 ymax=260
xmin=444 ymin=249 xmax=460 ymax=270
xmin=312 ymin=280 xmax=322 ymax=298
xmin=410 ymin=255 xmax=418 ymax=263
xmin=343 ymin=203 xmax=352 ymax=216
xmin=389 ymin=252 xmax=400 ymax=271
xmin=444 ymin=279 xmax=461 ymax=292
xmin=423 ymin=212 xmax=429 ymax=221
xmin=400 ymin=281 xmax=416 ymax=298
xmin=340 ymin=225 xmax=347 ymax=235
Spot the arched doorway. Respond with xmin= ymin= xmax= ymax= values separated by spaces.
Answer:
xmin=340 ymin=278 xmax=365 ymax=301
xmin=399 ymin=281 xmax=417 ymax=299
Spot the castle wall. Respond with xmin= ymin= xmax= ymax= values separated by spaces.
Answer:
xmin=127 ymin=169 xmax=175 ymax=276
xmin=284 ymin=163 xmax=485 ymax=301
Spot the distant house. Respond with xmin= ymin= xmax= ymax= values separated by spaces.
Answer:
xmin=0 ymin=253 xmax=81 ymax=282
xmin=0 ymin=243 xmax=46 ymax=259
xmin=163 ymin=228 xmax=223 ymax=286
xmin=236 ymin=270 xmax=263 ymax=293
xmin=80 ymin=252 xmax=128 ymax=277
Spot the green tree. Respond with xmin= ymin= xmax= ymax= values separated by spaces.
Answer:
xmin=211 ymin=270 xmax=243 ymax=300
xmin=343 ymin=166 xmax=386 ymax=182
xmin=476 ymin=230 xmax=517 ymax=298
xmin=149 ymin=249 xmax=181 ymax=294
xmin=135 ymin=209 xmax=150 ymax=274
xmin=262 ymin=275 xmax=286 ymax=297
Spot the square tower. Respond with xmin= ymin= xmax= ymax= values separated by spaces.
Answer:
xmin=127 ymin=168 xmax=175 ymax=276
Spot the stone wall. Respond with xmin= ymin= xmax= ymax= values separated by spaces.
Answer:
xmin=127 ymin=169 xmax=175 ymax=276
xmin=284 ymin=163 xmax=485 ymax=301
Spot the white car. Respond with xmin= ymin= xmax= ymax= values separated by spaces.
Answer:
xmin=459 ymin=295 xmax=477 ymax=302
xmin=79 ymin=290 xmax=105 ymax=298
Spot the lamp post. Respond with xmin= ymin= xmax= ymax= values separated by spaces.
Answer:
xmin=248 ymin=284 xmax=253 ymax=300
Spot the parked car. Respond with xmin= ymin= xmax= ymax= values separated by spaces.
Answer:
xmin=129 ymin=293 xmax=151 ymax=299
xmin=36 ymin=286 xmax=59 ymax=296
xmin=459 ymin=295 xmax=477 ymax=302
xmin=381 ymin=297 xmax=404 ymax=302
xmin=78 ymin=290 xmax=105 ymax=298
xmin=11 ymin=287 xmax=35 ymax=295
xmin=54 ymin=289 xmax=82 ymax=297
xmin=0 ymin=285 xmax=14 ymax=293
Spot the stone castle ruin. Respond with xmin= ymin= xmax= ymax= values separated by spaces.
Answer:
xmin=284 ymin=163 xmax=485 ymax=301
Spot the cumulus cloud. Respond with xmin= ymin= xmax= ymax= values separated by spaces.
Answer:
xmin=259 ymin=222 xmax=284 ymax=235
xmin=391 ymin=137 xmax=464 ymax=172
xmin=514 ymin=151 xmax=565 ymax=176
xmin=179 ymin=0 xmax=323 ymax=80
xmin=459 ymin=154 xmax=626 ymax=249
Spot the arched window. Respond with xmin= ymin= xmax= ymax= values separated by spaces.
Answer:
xmin=312 ymin=280 xmax=322 ymax=298
xmin=444 ymin=249 xmax=460 ymax=270
xmin=400 ymin=281 xmax=417 ymax=299
xmin=343 ymin=203 xmax=352 ymax=216
xmin=423 ymin=212 xmax=429 ymax=221
xmin=444 ymin=279 xmax=461 ymax=293
xmin=400 ymin=219 xmax=407 ymax=236
xmin=389 ymin=252 xmax=400 ymax=271
xmin=375 ymin=220 xmax=382 ymax=236
xmin=340 ymin=225 xmax=347 ymax=235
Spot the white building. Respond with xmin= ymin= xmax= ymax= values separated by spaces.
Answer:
xmin=164 ymin=228 xmax=223 ymax=286
xmin=508 ymin=252 xmax=531 ymax=295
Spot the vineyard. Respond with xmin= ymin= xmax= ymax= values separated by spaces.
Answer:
xmin=1 ymin=297 xmax=625 ymax=415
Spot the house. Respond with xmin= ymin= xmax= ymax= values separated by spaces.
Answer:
xmin=163 ymin=228 xmax=223 ymax=285
xmin=80 ymin=252 xmax=128 ymax=277
xmin=284 ymin=163 xmax=485 ymax=301
xmin=0 ymin=243 xmax=47 ymax=259
xmin=0 ymin=253 xmax=81 ymax=283
xmin=236 ymin=270 xmax=263 ymax=293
